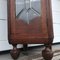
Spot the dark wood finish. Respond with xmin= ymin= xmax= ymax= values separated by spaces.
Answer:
xmin=7 ymin=0 xmax=54 ymax=60
xmin=10 ymin=44 xmax=20 ymax=59
xmin=23 ymin=44 xmax=28 ymax=51
xmin=42 ymin=44 xmax=53 ymax=60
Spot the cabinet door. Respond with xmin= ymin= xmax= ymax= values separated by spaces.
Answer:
xmin=8 ymin=0 xmax=48 ymax=40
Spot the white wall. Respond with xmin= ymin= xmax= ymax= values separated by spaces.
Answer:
xmin=0 ymin=0 xmax=60 ymax=51
xmin=52 ymin=0 xmax=60 ymax=42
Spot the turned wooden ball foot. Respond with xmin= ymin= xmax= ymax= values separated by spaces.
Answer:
xmin=10 ymin=45 xmax=20 ymax=60
xmin=42 ymin=48 xmax=53 ymax=60
xmin=23 ymin=44 xmax=28 ymax=51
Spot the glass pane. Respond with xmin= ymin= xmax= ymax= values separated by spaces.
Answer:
xmin=16 ymin=0 xmax=41 ymax=24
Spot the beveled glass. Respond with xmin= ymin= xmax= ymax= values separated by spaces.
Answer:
xmin=16 ymin=0 xmax=41 ymax=24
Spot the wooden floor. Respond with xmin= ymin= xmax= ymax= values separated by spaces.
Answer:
xmin=0 ymin=44 xmax=60 ymax=60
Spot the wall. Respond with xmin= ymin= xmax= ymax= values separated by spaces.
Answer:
xmin=0 ymin=0 xmax=60 ymax=51
xmin=52 ymin=0 xmax=60 ymax=42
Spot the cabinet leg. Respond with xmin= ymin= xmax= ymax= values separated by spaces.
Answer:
xmin=23 ymin=44 xmax=28 ymax=51
xmin=22 ymin=44 xmax=28 ymax=55
xmin=10 ymin=44 xmax=20 ymax=60
xmin=42 ymin=44 xmax=53 ymax=60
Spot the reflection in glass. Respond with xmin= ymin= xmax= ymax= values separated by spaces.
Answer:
xmin=16 ymin=0 xmax=41 ymax=24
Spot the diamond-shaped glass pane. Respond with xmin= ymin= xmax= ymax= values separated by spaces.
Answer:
xmin=16 ymin=0 xmax=41 ymax=24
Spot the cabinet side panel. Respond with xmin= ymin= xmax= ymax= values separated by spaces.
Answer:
xmin=46 ymin=0 xmax=54 ymax=39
